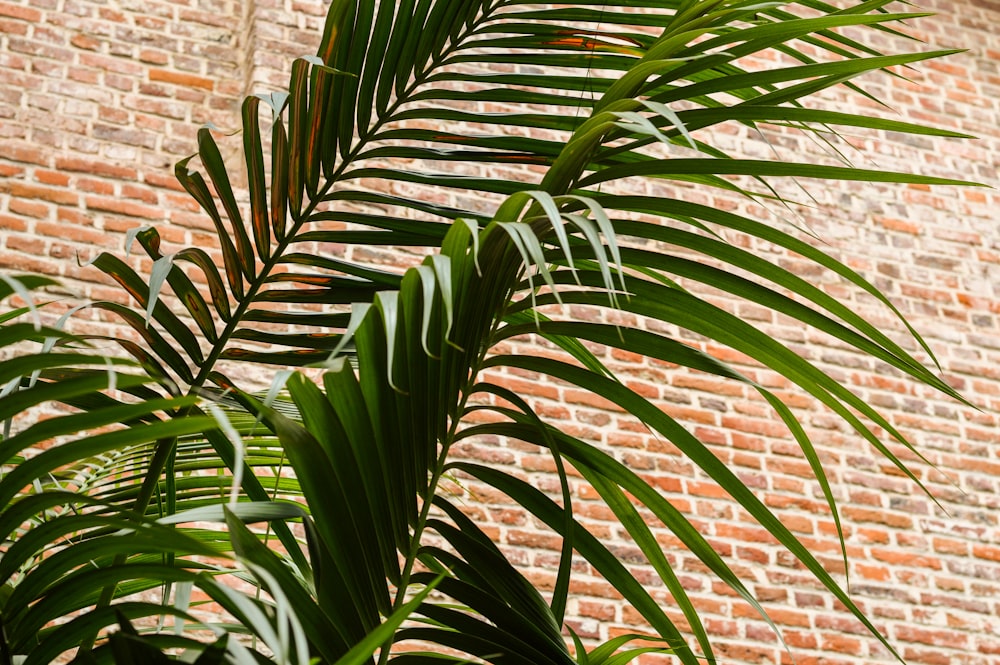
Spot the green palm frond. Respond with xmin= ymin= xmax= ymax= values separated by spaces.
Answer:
xmin=1 ymin=0 xmax=977 ymax=663
xmin=83 ymin=0 xmax=972 ymax=385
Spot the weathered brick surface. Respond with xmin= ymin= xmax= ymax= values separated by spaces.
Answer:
xmin=2 ymin=0 xmax=1000 ymax=663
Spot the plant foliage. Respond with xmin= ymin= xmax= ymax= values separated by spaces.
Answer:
xmin=0 ymin=0 xmax=974 ymax=663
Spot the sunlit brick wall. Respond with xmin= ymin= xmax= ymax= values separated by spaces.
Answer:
xmin=1 ymin=1 xmax=999 ymax=663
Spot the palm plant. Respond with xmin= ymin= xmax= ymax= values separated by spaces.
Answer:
xmin=0 ymin=0 xmax=975 ymax=662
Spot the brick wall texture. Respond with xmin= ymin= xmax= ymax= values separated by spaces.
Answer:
xmin=1 ymin=0 xmax=999 ymax=663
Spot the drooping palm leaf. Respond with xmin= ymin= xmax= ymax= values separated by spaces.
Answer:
xmin=0 ymin=281 xmax=318 ymax=663
xmin=0 ymin=281 xmax=230 ymax=662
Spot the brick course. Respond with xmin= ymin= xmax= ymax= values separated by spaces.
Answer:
xmin=2 ymin=0 xmax=999 ymax=663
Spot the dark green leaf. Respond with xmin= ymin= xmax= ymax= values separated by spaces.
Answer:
xmin=243 ymin=96 xmax=270 ymax=260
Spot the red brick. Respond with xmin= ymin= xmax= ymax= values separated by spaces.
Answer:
xmin=972 ymin=544 xmax=1000 ymax=562
xmin=76 ymin=178 xmax=114 ymax=195
xmin=0 ymin=251 xmax=58 ymax=274
xmin=8 ymin=198 xmax=50 ymax=218
xmin=148 ymin=68 xmax=214 ymax=90
xmin=842 ymin=506 xmax=914 ymax=529
xmin=36 ymin=221 xmax=105 ymax=246
xmin=821 ymin=633 xmax=863 ymax=653
xmin=3 ymin=181 xmax=78 ymax=205
xmin=0 ymin=17 xmax=27 ymax=35
xmin=933 ymin=537 xmax=969 ymax=556
xmin=856 ymin=563 xmax=891 ymax=581
xmin=55 ymin=157 xmax=137 ymax=180
xmin=85 ymin=196 xmax=161 ymax=220
xmin=895 ymin=625 xmax=969 ymax=649
xmin=33 ymin=169 xmax=69 ymax=186
xmin=0 ymin=163 xmax=23 ymax=177
xmin=0 ymin=214 xmax=28 ymax=232
xmin=0 ymin=3 xmax=41 ymax=22
xmin=138 ymin=49 xmax=169 ymax=65
xmin=120 ymin=183 xmax=159 ymax=204
xmin=1 ymin=143 xmax=47 ymax=165
xmin=70 ymin=34 xmax=100 ymax=51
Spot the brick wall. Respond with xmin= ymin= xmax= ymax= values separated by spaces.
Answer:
xmin=1 ymin=0 xmax=999 ymax=663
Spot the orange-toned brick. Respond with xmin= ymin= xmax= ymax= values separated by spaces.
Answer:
xmin=148 ymin=68 xmax=214 ymax=90
xmin=0 ymin=3 xmax=41 ymax=22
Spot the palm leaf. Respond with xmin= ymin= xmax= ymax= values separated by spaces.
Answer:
xmin=6 ymin=1 xmax=976 ymax=662
xmin=0 ymin=281 xmax=311 ymax=662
